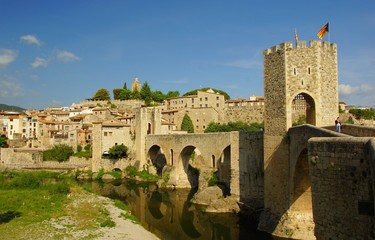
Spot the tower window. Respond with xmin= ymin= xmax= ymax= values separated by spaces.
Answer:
xmin=293 ymin=68 xmax=297 ymax=75
xmin=308 ymin=67 xmax=311 ymax=74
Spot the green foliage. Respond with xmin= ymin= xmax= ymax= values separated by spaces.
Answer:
xmin=0 ymin=135 xmax=7 ymax=148
xmin=118 ymin=89 xmax=132 ymax=100
xmin=115 ymin=200 xmax=140 ymax=224
xmin=95 ymin=168 xmax=106 ymax=180
xmin=84 ymin=144 xmax=91 ymax=152
xmin=74 ymin=151 xmax=92 ymax=159
xmin=205 ymin=121 xmax=264 ymax=133
xmin=208 ymin=172 xmax=219 ymax=186
xmin=181 ymin=113 xmax=194 ymax=133
xmin=349 ymin=108 xmax=375 ymax=120
xmin=93 ymin=88 xmax=110 ymax=100
xmin=183 ymin=88 xmax=230 ymax=100
xmin=108 ymin=144 xmax=128 ymax=159
xmin=140 ymin=82 xmax=152 ymax=101
xmin=131 ymin=89 xmax=142 ymax=100
xmin=124 ymin=165 xmax=160 ymax=182
xmin=292 ymin=115 xmax=306 ymax=126
xmin=77 ymin=145 xmax=82 ymax=152
xmin=113 ymin=88 xmax=123 ymax=100
xmin=165 ymin=90 xmax=180 ymax=98
xmin=0 ymin=103 xmax=25 ymax=112
xmin=43 ymin=144 xmax=74 ymax=162
xmin=152 ymin=90 xmax=165 ymax=103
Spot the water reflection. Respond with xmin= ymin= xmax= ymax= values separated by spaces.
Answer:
xmin=88 ymin=180 xmax=276 ymax=240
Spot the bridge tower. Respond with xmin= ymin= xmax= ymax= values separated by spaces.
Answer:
xmin=135 ymin=107 xmax=162 ymax=166
xmin=261 ymin=40 xmax=338 ymax=238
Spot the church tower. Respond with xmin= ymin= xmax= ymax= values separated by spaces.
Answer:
xmin=131 ymin=76 xmax=141 ymax=92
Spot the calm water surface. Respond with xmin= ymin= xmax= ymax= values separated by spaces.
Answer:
xmin=88 ymin=180 xmax=281 ymax=240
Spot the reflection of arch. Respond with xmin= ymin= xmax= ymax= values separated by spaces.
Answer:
xmin=292 ymin=93 xmax=316 ymax=125
xmin=180 ymin=146 xmax=201 ymax=189
xmin=147 ymin=145 xmax=167 ymax=176
xmin=291 ymin=148 xmax=312 ymax=212
xmin=217 ymin=145 xmax=231 ymax=195
xmin=148 ymin=191 xmax=164 ymax=219
xmin=112 ymin=168 xmax=122 ymax=172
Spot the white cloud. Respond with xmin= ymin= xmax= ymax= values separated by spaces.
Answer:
xmin=339 ymin=84 xmax=374 ymax=97
xmin=20 ymin=35 xmax=42 ymax=46
xmin=0 ymin=76 xmax=24 ymax=97
xmin=0 ymin=49 xmax=17 ymax=68
xmin=31 ymin=57 xmax=49 ymax=68
xmin=56 ymin=50 xmax=80 ymax=62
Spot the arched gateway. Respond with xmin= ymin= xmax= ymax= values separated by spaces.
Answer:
xmin=261 ymin=40 xmax=338 ymax=239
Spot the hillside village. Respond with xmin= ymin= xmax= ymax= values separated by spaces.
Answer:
xmin=0 ymin=77 xmax=266 ymax=156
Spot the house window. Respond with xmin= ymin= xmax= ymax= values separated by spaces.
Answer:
xmin=104 ymin=132 xmax=108 ymax=136
xmin=109 ymin=132 xmax=112 ymax=136
xmin=216 ymin=103 xmax=219 ymax=107
xmin=216 ymin=96 xmax=219 ymax=100
xmin=205 ymin=97 xmax=208 ymax=101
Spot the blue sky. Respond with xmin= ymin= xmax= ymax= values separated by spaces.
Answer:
xmin=0 ymin=0 xmax=374 ymax=109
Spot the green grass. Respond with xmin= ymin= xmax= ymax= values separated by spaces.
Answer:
xmin=0 ymin=170 xmax=119 ymax=239
xmin=114 ymin=199 xmax=139 ymax=224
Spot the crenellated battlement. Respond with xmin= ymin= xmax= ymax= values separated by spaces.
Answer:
xmin=264 ymin=40 xmax=337 ymax=55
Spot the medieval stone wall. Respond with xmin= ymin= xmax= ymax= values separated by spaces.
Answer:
xmin=308 ymin=137 xmax=374 ymax=239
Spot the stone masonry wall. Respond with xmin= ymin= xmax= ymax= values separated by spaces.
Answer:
xmin=308 ymin=137 xmax=374 ymax=239
xmin=238 ymin=131 xmax=264 ymax=209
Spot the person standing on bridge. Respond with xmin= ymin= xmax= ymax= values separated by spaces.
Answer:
xmin=335 ymin=117 xmax=341 ymax=132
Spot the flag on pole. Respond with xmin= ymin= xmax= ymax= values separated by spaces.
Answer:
xmin=317 ymin=23 xmax=329 ymax=39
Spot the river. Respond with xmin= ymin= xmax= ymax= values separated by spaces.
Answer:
xmin=86 ymin=180 xmax=281 ymax=240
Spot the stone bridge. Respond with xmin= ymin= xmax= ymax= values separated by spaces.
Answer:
xmin=143 ymin=124 xmax=375 ymax=239
xmin=144 ymin=131 xmax=264 ymax=205
xmin=259 ymin=124 xmax=375 ymax=239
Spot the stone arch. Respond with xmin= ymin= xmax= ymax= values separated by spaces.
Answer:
xmin=291 ymin=92 xmax=316 ymax=126
xmin=291 ymin=148 xmax=312 ymax=212
xmin=179 ymin=145 xmax=202 ymax=189
xmin=147 ymin=145 xmax=167 ymax=176
xmin=217 ymin=145 xmax=231 ymax=196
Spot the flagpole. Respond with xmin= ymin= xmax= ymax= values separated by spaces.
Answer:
xmin=328 ymin=21 xmax=330 ymax=42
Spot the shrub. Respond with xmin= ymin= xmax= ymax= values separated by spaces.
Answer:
xmin=181 ymin=113 xmax=194 ymax=133
xmin=108 ymin=144 xmax=128 ymax=159
xmin=205 ymin=121 xmax=264 ymax=132
xmin=84 ymin=144 xmax=91 ymax=152
xmin=77 ymin=145 xmax=82 ymax=152
xmin=43 ymin=144 xmax=74 ymax=162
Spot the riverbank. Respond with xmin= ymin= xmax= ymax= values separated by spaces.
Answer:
xmin=0 ymin=170 xmax=159 ymax=240
xmin=47 ymin=187 xmax=160 ymax=240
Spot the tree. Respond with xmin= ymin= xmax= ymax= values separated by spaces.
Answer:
xmin=123 ymin=82 xmax=127 ymax=90
xmin=0 ymin=135 xmax=7 ymax=148
xmin=165 ymin=90 xmax=180 ymax=99
xmin=181 ymin=113 xmax=194 ymax=133
xmin=204 ymin=121 xmax=263 ymax=133
xmin=113 ymin=88 xmax=123 ymax=100
xmin=183 ymin=88 xmax=230 ymax=100
xmin=93 ymin=88 xmax=110 ymax=100
xmin=118 ymin=89 xmax=132 ymax=100
xmin=152 ymin=90 xmax=165 ymax=103
xmin=108 ymin=144 xmax=128 ymax=159
xmin=140 ymin=82 xmax=152 ymax=100
xmin=131 ymin=89 xmax=142 ymax=100
xmin=43 ymin=144 xmax=74 ymax=162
